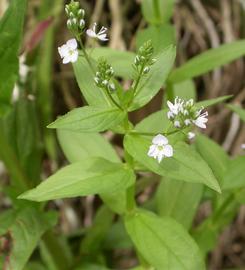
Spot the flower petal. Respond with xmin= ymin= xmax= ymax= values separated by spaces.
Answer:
xmin=163 ymin=144 xmax=173 ymax=157
xmin=147 ymin=145 xmax=157 ymax=157
xmin=86 ymin=29 xmax=97 ymax=38
xmin=58 ymin=45 xmax=68 ymax=58
xmin=152 ymin=134 xmax=168 ymax=146
xmin=66 ymin=38 xmax=77 ymax=49
xmin=70 ymin=50 xmax=79 ymax=63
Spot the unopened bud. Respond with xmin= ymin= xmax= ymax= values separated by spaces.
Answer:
xmin=102 ymin=80 xmax=108 ymax=86
xmin=143 ymin=66 xmax=150 ymax=74
xmin=108 ymin=83 xmax=115 ymax=91
xmin=79 ymin=19 xmax=85 ymax=28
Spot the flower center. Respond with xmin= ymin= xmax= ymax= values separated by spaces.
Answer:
xmin=69 ymin=49 xmax=74 ymax=56
xmin=157 ymin=145 xmax=164 ymax=151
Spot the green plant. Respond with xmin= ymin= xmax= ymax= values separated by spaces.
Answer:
xmin=1 ymin=0 xmax=245 ymax=269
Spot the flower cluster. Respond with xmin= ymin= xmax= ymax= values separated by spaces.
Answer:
xmin=65 ymin=1 xmax=85 ymax=34
xmin=167 ymin=97 xmax=208 ymax=129
xmin=148 ymin=134 xmax=173 ymax=163
xmin=134 ymin=40 xmax=156 ymax=75
xmin=94 ymin=58 xmax=115 ymax=92
xmin=58 ymin=1 xmax=109 ymax=65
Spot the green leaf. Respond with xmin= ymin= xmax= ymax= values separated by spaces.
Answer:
xmin=0 ymin=0 xmax=27 ymax=106
xmin=125 ymin=209 xmax=205 ymax=270
xmin=129 ymin=46 xmax=176 ymax=111
xmin=172 ymin=80 xmax=197 ymax=100
xmin=136 ymin=24 xmax=176 ymax=54
xmin=0 ymin=209 xmax=17 ymax=235
xmin=124 ymin=134 xmax=221 ymax=192
xmin=0 ymin=208 xmax=56 ymax=270
xmin=81 ymin=206 xmax=114 ymax=254
xmin=2 ymin=99 xmax=42 ymax=184
xmin=195 ymin=134 xmax=229 ymax=185
xmin=222 ymin=156 xmax=245 ymax=190
xmin=227 ymin=104 xmax=245 ymax=122
xmin=57 ymin=129 xmax=120 ymax=163
xmin=136 ymin=109 xmax=171 ymax=133
xmin=90 ymin=48 xmax=135 ymax=79
xmin=156 ymin=178 xmax=203 ymax=229
xmin=141 ymin=0 xmax=175 ymax=24
xmin=196 ymin=95 xmax=233 ymax=109
xmin=73 ymin=57 xmax=107 ymax=106
xmin=48 ymin=106 xmax=126 ymax=133
xmin=18 ymin=158 xmax=135 ymax=202
xmin=168 ymin=40 xmax=245 ymax=83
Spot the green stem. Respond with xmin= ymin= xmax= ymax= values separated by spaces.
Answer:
xmin=131 ymin=129 xmax=180 ymax=136
xmin=104 ymin=87 xmax=124 ymax=110
xmin=126 ymin=184 xmax=136 ymax=212
xmin=212 ymin=193 xmax=234 ymax=224
xmin=77 ymin=38 xmax=96 ymax=75
xmin=165 ymin=81 xmax=175 ymax=102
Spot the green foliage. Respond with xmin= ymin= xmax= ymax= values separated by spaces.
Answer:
xmin=156 ymin=178 xmax=203 ymax=229
xmin=195 ymin=134 xmax=229 ymax=185
xmin=0 ymin=0 xmax=27 ymax=109
xmin=129 ymin=46 xmax=176 ymax=111
xmin=125 ymin=209 xmax=205 ymax=270
xmin=0 ymin=208 xmax=56 ymax=270
xmin=124 ymin=134 xmax=220 ymax=192
xmin=48 ymin=106 xmax=126 ymax=132
xmin=196 ymin=95 xmax=233 ymax=109
xmin=19 ymin=158 xmax=135 ymax=202
xmin=141 ymin=0 xmax=175 ymax=25
xmin=227 ymin=104 xmax=245 ymax=122
xmin=57 ymin=129 xmax=120 ymax=163
xmin=168 ymin=40 xmax=245 ymax=83
xmin=222 ymin=156 xmax=245 ymax=190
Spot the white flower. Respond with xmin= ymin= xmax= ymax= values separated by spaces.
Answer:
xmin=167 ymin=97 xmax=184 ymax=116
xmin=174 ymin=120 xmax=181 ymax=128
xmin=58 ymin=39 xmax=79 ymax=64
xmin=193 ymin=111 xmax=208 ymax=129
xmin=184 ymin=119 xmax=191 ymax=126
xmin=86 ymin=23 xmax=108 ymax=41
xmin=147 ymin=134 xmax=173 ymax=163
xmin=188 ymin=132 xmax=196 ymax=140
xmin=241 ymin=144 xmax=245 ymax=150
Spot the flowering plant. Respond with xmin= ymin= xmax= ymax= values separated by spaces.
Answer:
xmin=1 ymin=0 xmax=245 ymax=269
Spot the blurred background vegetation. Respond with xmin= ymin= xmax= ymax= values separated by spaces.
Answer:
xmin=0 ymin=0 xmax=245 ymax=269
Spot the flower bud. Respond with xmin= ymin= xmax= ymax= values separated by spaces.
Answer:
xmin=143 ymin=66 xmax=150 ymax=74
xmin=79 ymin=19 xmax=85 ymax=28
xmin=108 ymin=83 xmax=115 ymax=91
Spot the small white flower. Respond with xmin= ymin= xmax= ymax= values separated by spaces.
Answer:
xmin=167 ymin=97 xmax=184 ymax=116
xmin=241 ymin=144 xmax=245 ymax=150
xmin=86 ymin=23 xmax=108 ymax=41
xmin=58 ymin=39 xmax=79 ymax=64
xmin=147 ymin=134 xmax=173 ymax=163
xmin=184 ymin=119 xmax=191 ymax=126
xmin=167 ymin=111 xmax=175 ymax=120
xmin=193 ymin=111 xmax=208 ymax=129
xmin=174 ymin=120 xmax=181 ymax=128
xmin=188 ymin=132 xmax=196 ymax=140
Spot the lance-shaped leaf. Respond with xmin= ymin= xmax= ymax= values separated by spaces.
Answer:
xmin=156 ymin=178 xmax=203 ymax=229
xmin=168 ymin=40 xmax=245 ymax=83
xmin=73 ymin=58 xmax=107 ymax=106
xmin=196 ymin=95 xmax=232 ymax=109
xmin=57 ymin=129 xmax=120 ymax=163
xmin=48 ymin=106 xmax=126 ymax=133
xmin=125 ymin=209 xmax=205 ymax=270
xmin=90 ymin=48 xmax=135 ymax=79
xmin=227 ymin=104 xmax=245 ymax=122
xmin=129 ymin=46 xmax=176 ymax=111
xmin=0 ymin=0 xmax=27 ymax=106
xmin=18 ymin=158 xmax=135 ymax=202
xmin=0 ymin=208 xmax=56 ymax=270
xmin=195 ymin=134 xmax=229 ymax=185
xmin=124 ymin=134 xmax=220 ymax=192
